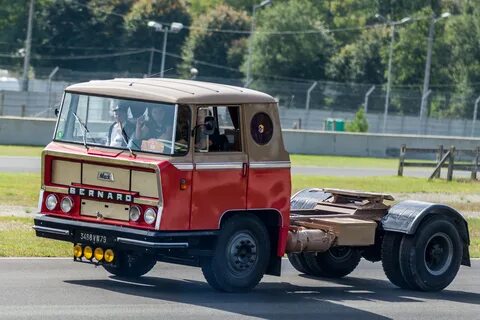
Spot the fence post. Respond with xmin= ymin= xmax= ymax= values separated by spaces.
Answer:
xmin=471 ymin=147 xmax=480 ymax=180
xmin=21 ymin=104 xmax=26 ymax=117
xmin=447 ymin=146 xmax=455 ymax=181
xmin=435 ymin=145 xmax=443 ymax=178
xmin=305 ymin=81 xmax=317 ymax=110
xmin=398 ymin=144 xmax=406 ymax=176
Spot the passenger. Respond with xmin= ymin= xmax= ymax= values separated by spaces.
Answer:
xmin=107 ymin=104 xmax=135 ymax=147
xmin=135 ymin=105 xmax=173 ymax=141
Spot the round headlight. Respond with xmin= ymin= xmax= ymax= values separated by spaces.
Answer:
xmin=46 ymin=194 xmax=58 ymax=211
xmin=60 ymin=196 xmax=73 ymax=213
xmin=129 ymin=206 xmax=141 ymax=222
xmin=144 ymin=208 xmax=157 ymax=225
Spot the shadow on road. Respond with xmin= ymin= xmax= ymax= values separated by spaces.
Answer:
xmin=65 ymin=271 xmax=479 ymax=320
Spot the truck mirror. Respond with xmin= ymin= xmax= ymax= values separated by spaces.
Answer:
xmin=203 ymin=116 xmax=215 ymax=135
xmin=54 ymin=108 xmax=59 ymax=117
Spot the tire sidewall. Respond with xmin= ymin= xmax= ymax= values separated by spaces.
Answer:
xmin=316 ymin=247 xmax=361 ymax=276
xmin=402 ymin=218 xmax=462 ymax=291
xmin=104 ymin=251 xmax=156 ymax=277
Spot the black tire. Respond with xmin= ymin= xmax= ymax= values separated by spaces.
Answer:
xmin=399 ymin=216 xmax=463 ymax=291
xmin=287 ymin=253 xmax=308 ymax=273
xmin=303 ymin=247 xmax=361 ymax=278
xmin=201 ymin=214 xmax=270 ymax=292
xmin=381 ymin=232 xmax=413 ymax=289
xmin=103 ymin=252 xmax=156 ymax=278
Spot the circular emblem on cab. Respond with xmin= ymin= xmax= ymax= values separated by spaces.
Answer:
xmin=251 ymin=112 xmax=273 ymax=145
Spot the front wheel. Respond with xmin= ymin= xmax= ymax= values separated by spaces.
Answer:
xmin=201 ymin=214 xmax=270 ymax=292
xmin=399 ymin=216 xmax=463 ymax=291
xmin=103 ymin=252 xmax=156 ymax=278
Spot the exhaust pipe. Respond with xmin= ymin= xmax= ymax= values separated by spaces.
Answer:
xmin=286 ymin=227 xmax=336 ymax=253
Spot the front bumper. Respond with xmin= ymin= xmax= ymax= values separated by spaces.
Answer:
xmin=34 ymin=214 xmax=218 ymax=252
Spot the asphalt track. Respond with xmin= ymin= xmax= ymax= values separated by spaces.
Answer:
xmin=0 ymin=156 xmax=460 ymax=178
xmin=0 ymin=258 xmax=478 ymax=320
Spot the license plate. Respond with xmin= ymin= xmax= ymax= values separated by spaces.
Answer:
xmin=76 ymin=231 xmax=112 ymax=246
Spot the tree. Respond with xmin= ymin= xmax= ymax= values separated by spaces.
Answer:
xmin=438 ymin=8 xmax=480 ymax=117
xmin=33 ymin=0 xmax=133 ymax=74
xmin=246 ymin=0 xmax=334 ymax=80
xmin=327 ymin=27 xmax=389 ymax=84
xmin=124 ymin=0 xmax=191 ymax=75
xmin=321 ymin=0 xmax=378 ymax=44
xmin=346 ymin=107 xmax=369 ymax=132
xmin=0 ymin=1 xmax=29 ymax=71
xmin=179 ymin=4 xmax=249 ymax=79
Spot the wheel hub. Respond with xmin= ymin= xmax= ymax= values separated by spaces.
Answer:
xmin=228 ymin=232 xmax=258 ymax=274
xmin=327 ymin=247 xmax=352 ymax=261
xmin=424 ymin=232 xmax=454 ymax=276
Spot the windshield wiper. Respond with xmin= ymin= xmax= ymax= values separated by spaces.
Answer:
xmin=72 ymin=112 xmax=90 ymax=150
xmin=119 ymin=124 xmax=136 ymax=158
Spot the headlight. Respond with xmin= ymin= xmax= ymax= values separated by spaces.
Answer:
xmin=45 ymin=194 xmax=58 ymax=211
xmin=129 ymin=206 xmax=141 ymax=222
xmin=60 ymin=196 xmax=73 ymax=213
xmin=144 ymin=208 xmax=157 ymax=225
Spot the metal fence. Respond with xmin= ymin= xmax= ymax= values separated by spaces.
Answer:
xmin=1 ymin=70 xmax=480 ymax=137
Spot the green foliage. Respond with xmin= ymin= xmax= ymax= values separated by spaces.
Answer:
xmin=187 ymin=0 xmax=223 ymax=16
xmin=246 ymin=0 xmax=334 ymax=80
xmin=179 ymin=4 xmax=249 ymax=78
xmin=1 ymin=0 xmax=480 ymax=118
xmin=123 ymin=0 xmax=191 ymax=74
xmin=346 ymin=108 xmax=369 ymax=132
xmin=34 ymin=0 xmax=132 ymax=71
xmin=327 ymin=28 xmax=389 ymax=84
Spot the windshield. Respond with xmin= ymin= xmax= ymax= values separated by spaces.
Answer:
xmin=55 ymin=93 xmax=190 ymax=156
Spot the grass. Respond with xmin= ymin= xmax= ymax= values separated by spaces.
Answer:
xmin=290 ymin=154 xmax=398 ymax=168
xmin=0 ymin=217 xmax=70 ymax=257
xmin=292 ymin=175 xmax=480 ymax=194
xmin=0 ymin=216 xmax=478 ymax=258
xmin=468 ymin=218 xmax=480 ymax=259
xmin=0 ymin=145 xmax=43 ymax=157
xmin=0 ymin=173 xmax=40 ymax=207
xmin=1 ymin=173 xmax=480 ymax=208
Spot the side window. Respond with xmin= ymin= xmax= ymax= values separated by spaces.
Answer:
xmin=195 ymin=106 xmax=242 ymax=152
xmin=173 ymin=105 xmax=191 ymax=155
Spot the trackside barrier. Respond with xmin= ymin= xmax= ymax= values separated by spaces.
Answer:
xmin=397 ymin=144 xmax=480 ymax=181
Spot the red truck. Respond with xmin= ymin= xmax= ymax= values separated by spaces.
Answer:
xmin=34 ymin=78 xmax=470 ymax=292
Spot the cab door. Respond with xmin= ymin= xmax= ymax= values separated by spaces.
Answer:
xmin=190 ymin=105 xmax=247 ymax=230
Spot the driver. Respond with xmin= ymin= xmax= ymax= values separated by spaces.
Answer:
xmin=133 ymin=105 xmax=174 ymax=153
xmin=135 ymin=105 xmax=173 ymax=141
xmin=107 ymin=104 xmax=135 ymax=147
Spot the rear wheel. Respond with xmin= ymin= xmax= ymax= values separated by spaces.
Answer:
xmin=399 ymin=216 xmax=463 ymax=291
xmin=201 ymin=215 xmax=270 ymax=292
xmin=103 ymin=252 xmax=156 ymax=278
xmin=303 ymin=247 xmax=361 ymax=278
xmin=287 ymin=252 xmax=309 ymax=274
xmin=381 ymin=232 xmax=413 ymax=289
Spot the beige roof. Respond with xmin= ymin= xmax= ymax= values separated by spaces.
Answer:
xmin=65 ymin=78 xmax=276 ymax=104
